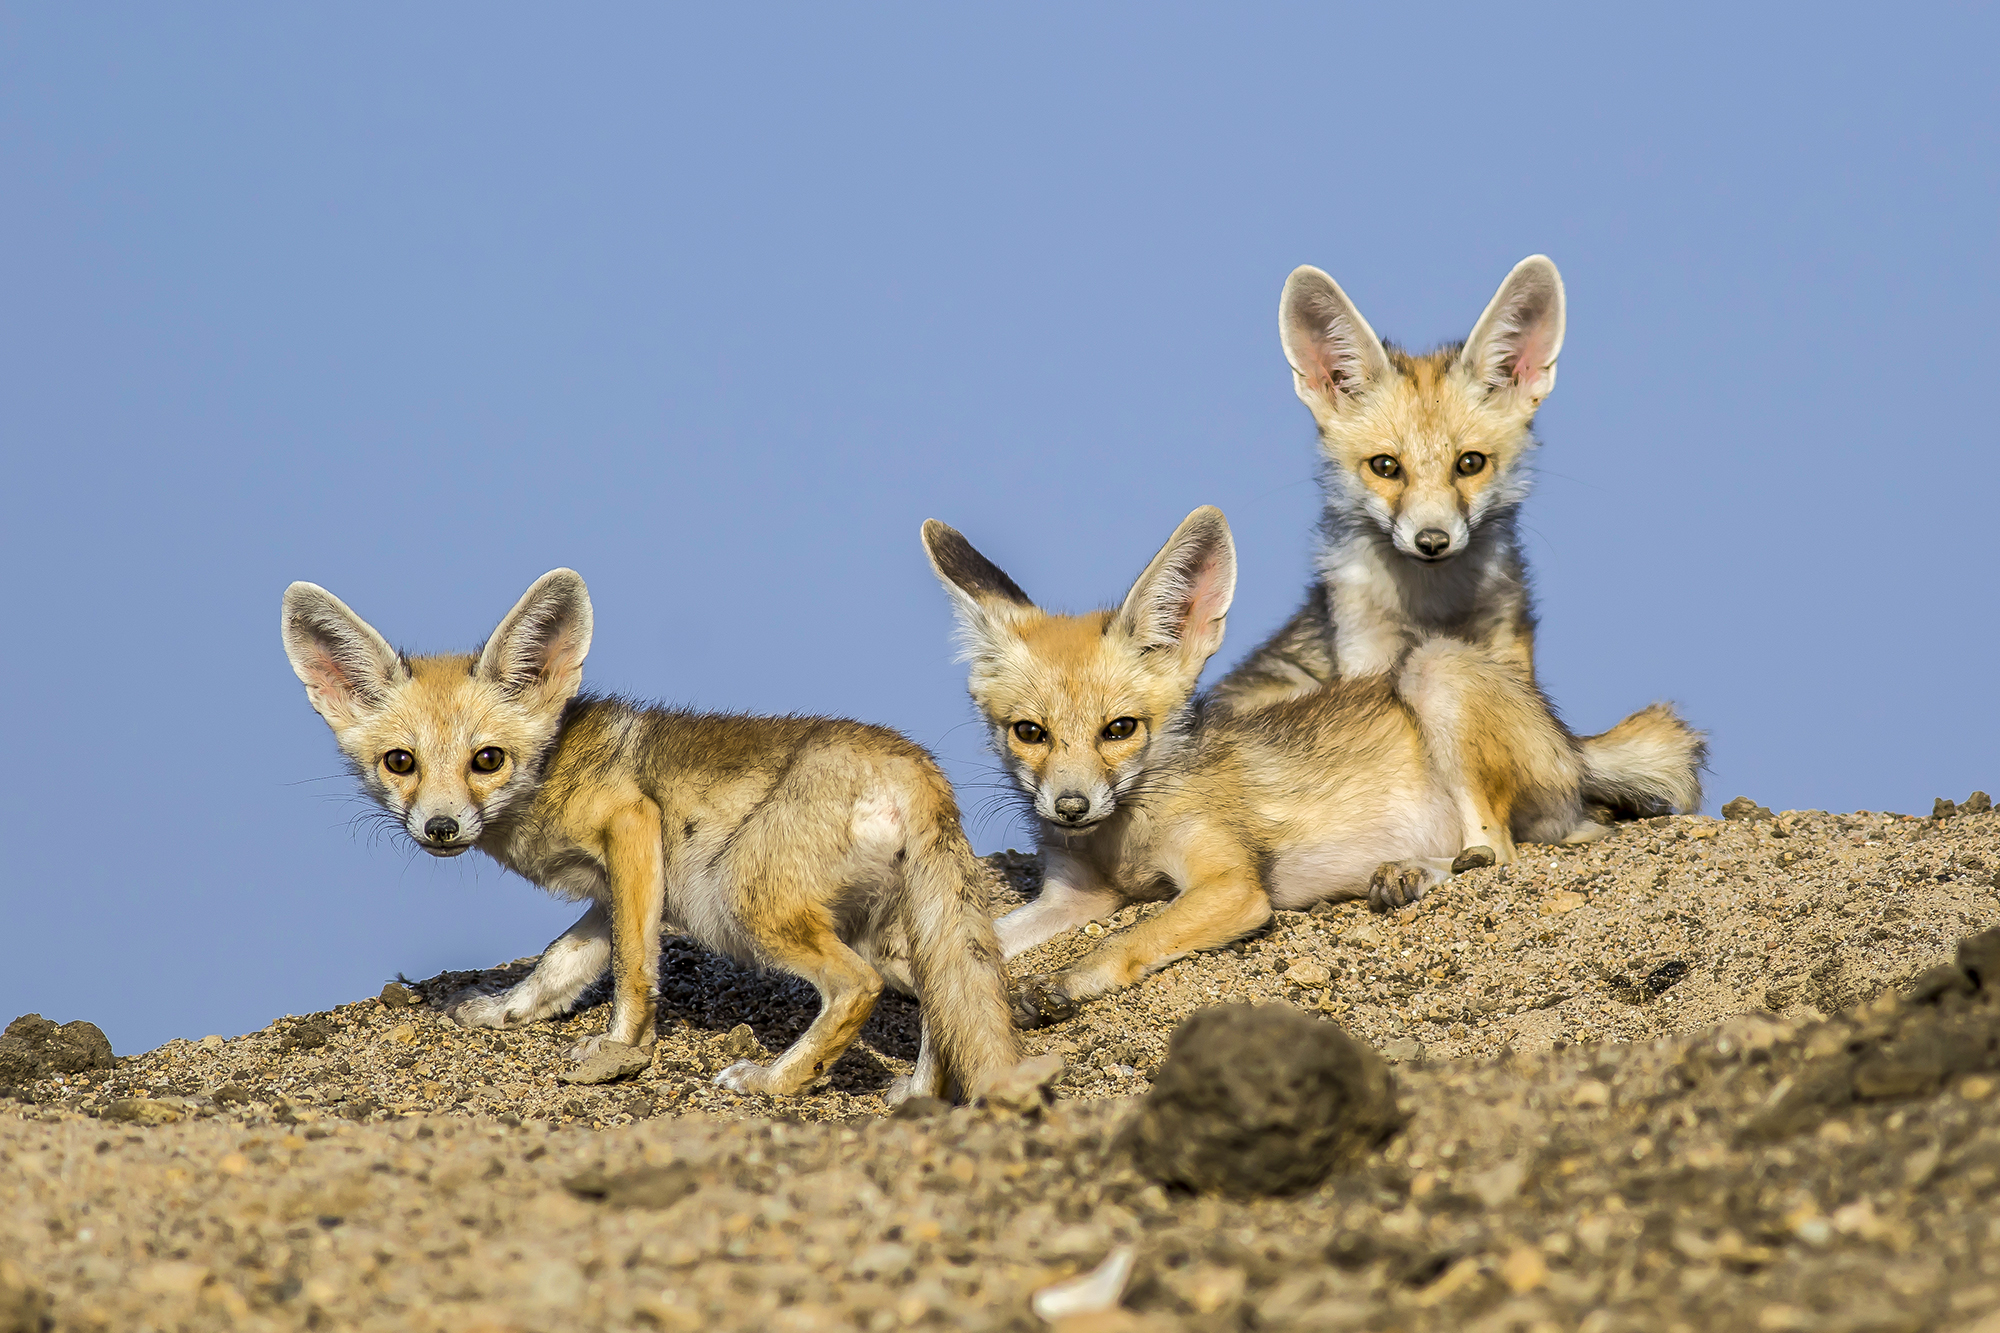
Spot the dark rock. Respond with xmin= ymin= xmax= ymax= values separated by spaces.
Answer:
xmin=1118 ymin=1003 xmax=1402 ymax=1197
xmin=1 ymin=1015 xmax=113 ymax=1079
xmin=1957 ymin=927 xmax=2000 ymax=990
xmin=564 ymin=1162 xmax=703 ymax=1209
xmin=1721 ymin=797 xmax=1773 ymax=821
xmin=1965 ymin=791 xmax=1993 ymax=814
xmin=280 ymin=1018 xmax=331 ymax=1052
xmin=1934 ymin=798 xmax=1959 ymax=820
xmin=377 ymin=982 xmax=419 ymax=1008
xmin=1645 ymin=961 xmax=1691 ymax=996
xmin=1909 ymin=964 xmax=1975 ymax=1005
xmin=0 ymin=1039 xmax=37 ymax=1088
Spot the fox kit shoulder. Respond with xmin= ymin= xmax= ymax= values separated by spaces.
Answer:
xmin=1216 ymin=256 xmax=1562 ymax=702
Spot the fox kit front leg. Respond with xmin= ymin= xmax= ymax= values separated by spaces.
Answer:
xmin=1015 ymin=850 xmax=1270 ymax=1027
xmin=571 ymin=800 xmax=667 ymax=1058
xmin=449 ymin=903 xmax=613 ymax=1031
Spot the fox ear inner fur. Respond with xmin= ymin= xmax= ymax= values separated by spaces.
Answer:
xmin=1459 ymin=255 xmax=1565 ymax=406
xmin=476 ymin=569 xmax=594 ymax=706
xmin=1115 ymin=506 xmax=1236 ymax=665
xmin=1280 ymin=266 xmax=1393 ymax=411
xmin=281 ymin=582 xmax=407 ymax=730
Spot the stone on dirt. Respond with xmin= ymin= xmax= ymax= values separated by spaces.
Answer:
xmin=559 ymin=1041 xmax=655 ymax=1086
xmin=1721 ymin=796 xmax=1774 ymax=821
xmin=0 ymin=1015 xmax=113 ymax=1094
xmin=100 ymin=1097 xmax=184 ymax=1126
xmin=1118 ymin=1003 xmax=1401 ymax=1196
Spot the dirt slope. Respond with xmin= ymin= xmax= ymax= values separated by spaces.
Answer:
xmin=4 ymin=804 xmax=2000 ymax=1332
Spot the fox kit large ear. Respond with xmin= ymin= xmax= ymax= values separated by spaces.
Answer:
xmin=1115 ymin=506 xmax=1236 ymax=667
xmin=1459 ymin=255 xmax=1565 ymax=407
xmin=922 ymin=519 xmax=1036 ymax=652
xmin=282 ymin=582 xmax=408 ymax=731
xmin=1280 ymin=266 xmax=1392 ymax=414
xmin=477 ymin=569 xmax=594 ymax=708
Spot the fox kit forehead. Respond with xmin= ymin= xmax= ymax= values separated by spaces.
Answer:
xmin=1319 ymin=344 xmax=1527 ymax=467
xmin=969 ymin=610 xmax=1180 ymax=718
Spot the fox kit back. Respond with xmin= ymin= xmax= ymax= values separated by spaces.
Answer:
xmin=281 ymin=569 xmax=1020 ymax=1102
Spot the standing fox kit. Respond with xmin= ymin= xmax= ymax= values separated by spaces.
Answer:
xmin=923 ymin=508 xmax=1680 ymax=1024
xmin=1216 ymin=256 xmax=1702 ymax=818
xmin=280 ymin=570 xmax=1019 ymax=1101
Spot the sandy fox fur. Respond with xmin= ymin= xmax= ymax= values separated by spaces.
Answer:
xmin=280 ymin=569 xmax=1019 ymax=1101
xmin=1214 ymin=256 xmax=1703 ymax=819
xmin=924 ymin=507 xmax=1610 ymax=1025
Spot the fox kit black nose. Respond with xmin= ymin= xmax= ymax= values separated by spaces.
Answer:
xmin=1053 ymin=793 xmax=1090 ymax=821
xmin=1414 ymin=528 xmax=1452 ymax=558
xmin=424 ymin=816 xmax=461 ymax=843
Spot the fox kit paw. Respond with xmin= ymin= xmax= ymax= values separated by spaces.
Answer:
xmin=1451 ymin=845 xmax=1498 ymax=874
xmin=1010 ymin=977 xmax=1080 ymax=1030
xmin=447 ymin=993 xmax=530 ymax=1030
xmin=714 ymin=1059 xmax=798 ymax=1096
xmin=1368 ymin=860 xmax=1445 ymax=911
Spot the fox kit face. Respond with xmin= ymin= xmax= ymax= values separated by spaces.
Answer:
xmin=924 ymin=508 xmax=1234 ymax=832
xmin=281 ymin=570 xmax=593 ymax=856
xmin=1280 ymin=256 xmax=1565 ymax=563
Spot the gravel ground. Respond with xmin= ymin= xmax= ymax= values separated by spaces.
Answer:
xmin=6 ymin=802 xmax=2000 ymax=1332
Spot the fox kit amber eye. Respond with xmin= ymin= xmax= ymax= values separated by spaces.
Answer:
xmin=1367 ymin=455 xmax=1402 ymax=479
xmin=1101 ymin=717 xmax=1138 ymax=741
xmin=1456 ymin=451 xmax=1487 ymax=476
xmin=471 ymin=747 xmax=506 ymax=773
xmin=382 ymin=750 xmax=415 ymax=775
xmin=1012 ymin=720 xmax=1047 ymax=745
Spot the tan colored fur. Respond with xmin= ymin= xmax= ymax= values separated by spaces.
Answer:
xmin=281 ymin=570 xmax=1019 ymax=1102
xmin=1215 ymin=257 xmax=1703 ymax=819
xmin=924 ymin=509 xmax=1599 ymax=1025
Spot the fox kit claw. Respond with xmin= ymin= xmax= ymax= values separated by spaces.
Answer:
xmin=1010 ymin=979 xmax=1079 ymax=1030
xmin=1368 ymin=859 xmax=1445 ymax=911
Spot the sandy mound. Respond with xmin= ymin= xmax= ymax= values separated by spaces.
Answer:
xmin=4 ymin=804 xmax=1999 ymax=1331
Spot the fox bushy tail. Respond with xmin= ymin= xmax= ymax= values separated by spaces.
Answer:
xmin=903 ymin=775 xmax=1022 ymax=1098
xmin=1577 ymin=702 xmax=1706 ymax=819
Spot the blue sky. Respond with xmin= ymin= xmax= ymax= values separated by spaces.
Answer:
xmin=3 ymin=5 xmax=1996 ymax=1054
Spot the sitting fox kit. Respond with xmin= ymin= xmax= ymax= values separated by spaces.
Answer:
xmin=1216 ymin=256 xmax=1563 ymax=700
xmin=923 ymin=507 xmax=1679 ymax=1025
xmin=1215 ymin=256 xmax=1703 ymax=820
xmin=280 ymin=569 xmax=1019 ymax=1101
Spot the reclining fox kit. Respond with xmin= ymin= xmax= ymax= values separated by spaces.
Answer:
xmin=280 ymin=570 xmax=1020 ymax=1102
xmin=1215 ymin=256 xmax=1703 ymax=822
xmin=923 ymin=506 xmax=1704 ymax=1025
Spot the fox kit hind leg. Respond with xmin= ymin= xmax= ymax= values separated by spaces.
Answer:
xmin=716 ymin=914 xmax=884 ymax=1096
xmin=1389 ymin=638 xmax=1602 ymax=891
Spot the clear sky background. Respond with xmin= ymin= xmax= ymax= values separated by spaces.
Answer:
xmin=4 ymin=5 xmax=1996 ymax=1055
